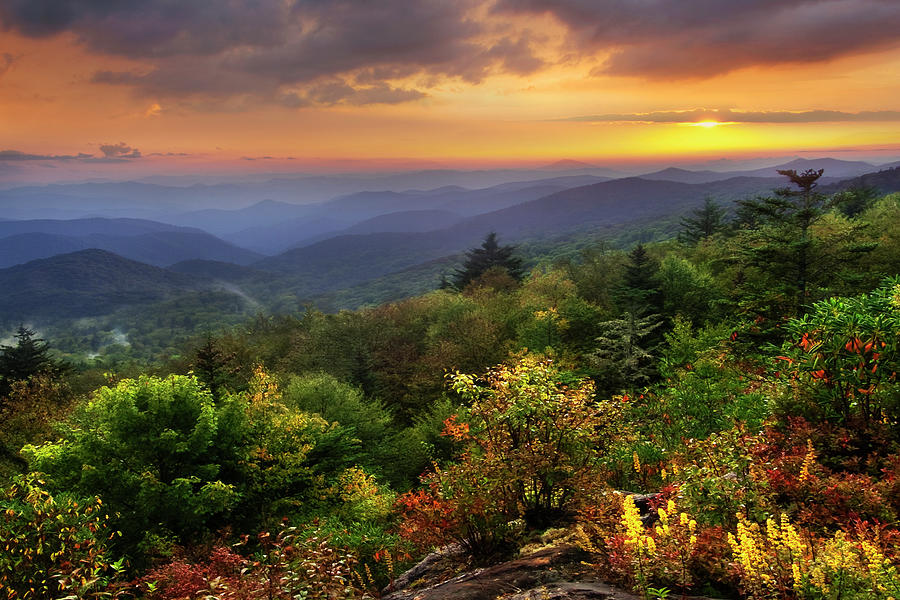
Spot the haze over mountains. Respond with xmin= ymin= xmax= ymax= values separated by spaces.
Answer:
xmin=2 ymin=157 xmax=899 ymax=328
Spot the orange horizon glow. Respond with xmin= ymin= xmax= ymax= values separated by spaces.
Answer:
xmin=1 ymin=2 xmax=900 ymax=184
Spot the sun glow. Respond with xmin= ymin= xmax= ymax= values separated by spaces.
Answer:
xmin=689 ymin=121 xmax=723 ymax=128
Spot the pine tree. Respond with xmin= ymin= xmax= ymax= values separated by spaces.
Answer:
xmin=616 ymin=244 xmax=661 ymax=315
xmin=830 ymin=185 xmax=880 ymax=218
xmin=451 ymin=232 xmax=524 ymax=291
xmin=0 ymin=326 xmax=65 ymax=398
xmin=734 ymin=169 xmax=875 ymax=318
xmin=678 ymin=197 xmax=728 ymax=244
xmin=191 ymin=334 xmax=238 ymax=400
xmin=591 ymin=311 xmax=663 ymax=395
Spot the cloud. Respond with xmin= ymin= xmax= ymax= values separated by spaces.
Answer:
xmin=99 ymin=142 xmax=141 ymax=159
xmin=5 ymin=0 xmax=897 ymax=101
xmin=0 ymin=150 xmax=91 ymax=161
xmin=241 ymin=155 xmax=297 ymax=161
xmin=559 ymin=109 xmax=900 ymax=124
xmin=0 ymin=0 xmax=546 ymax=106
xmin=145 ymin=102 xmax=162 ymax=117
xmin=0 ymin=52 xmax=15 ymax=77
xmin=496 ymin=0 xmax=900 ymax=78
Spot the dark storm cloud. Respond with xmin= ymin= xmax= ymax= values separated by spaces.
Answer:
xmin=0 ymin=0 xmax=289 ymax=57
xmin=560 ymin=109 xmax=900 ymax=123
xmin=496 ymin=0 xmax=900 ymax=78
xmin=0 ymin=0 xmax=544 ymax=105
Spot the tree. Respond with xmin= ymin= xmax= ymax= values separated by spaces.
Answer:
xmin=734 ymin=169 xmax=874 ymax=318
xmin=678 ymin=197 xmax=728 ymax=244
xmin=452 ymin=232 xmax=524 ymax=291
xmin=616 ymin=244 xmax=661 ymax=315
xmin=591 ymin=311 xmax=663 ymax=396
xmin=830 ymin=185 xmax=880 ymax=218
xmin=777 ymin=277 xmax=900 ymax=429
xmin=191 ymin=333 xmax=238 ymax=400
xmin=0 ymin=326 xmax=67 ymax=398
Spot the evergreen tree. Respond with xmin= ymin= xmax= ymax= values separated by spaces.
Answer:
xmin=616 ymin=244 xmax=661 ymax=315
xmin=591 ymin=311 xmax=663 ymax=396
xmin=191 ymin=334 xmax=238 ymax=400
xmin=678 ymin=197 xmax=728 ymax=244
xmin=0 ymin=326 xmax=65 ymax=398
xmin=734 ymin=169 xmax=874 ymax=318
xmin=830 ymin=185 xmax=880 ymax=218
xmin=452 ymin=232 xmax=524 ymax=291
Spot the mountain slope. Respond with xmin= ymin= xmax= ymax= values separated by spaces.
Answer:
xmin=254 ymin=231 xmax=469 ymax=288
xmin=163 ymin=199 xmax=317 ymax=236
xmin=252 ymin=175 xmax=783 ymax=296
xmin=0 ymin=233 xmax=88 ymax=268
xmin=820 ymin=166 xmax=900 ymax=195
xmin=0 ymin=249 xmax=209 ymax=320
xmin=0 ymin=229 xmax=262 ymax=268
xmin=453 ymin=176 xmax=783 ymax=240
xmin=0 ymin=217 xmax=200 ymax=239
xmin=82 ymin=231 xmax=262 ymax=267
xmin=339 ymin=210 xmax=462 ymax=235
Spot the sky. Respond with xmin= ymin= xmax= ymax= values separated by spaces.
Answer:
xmin=2 ymin=0 xmax=900 ymax=183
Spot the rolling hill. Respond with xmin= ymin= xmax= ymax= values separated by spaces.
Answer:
xmin=0 ymin=228 xmax=262 ymax=268
xmin=0 ymin=217 xmax=199 ymax=238
xmin=250 ymin=175 xmax=785 ymax=298
xmin=820 ymin=166 xmax=900 ymax=195
xmin=0 ymin=249 xmax=211 ymax=321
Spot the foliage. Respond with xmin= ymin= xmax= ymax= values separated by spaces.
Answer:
xmin=191 ymin=334 xmax=241 ymax=400
xmin=143 ymin=524 xmax=370 ymax=600
xmin=23 ymin=374 xmax=246 ymax=556
xmin=398 ymin=356 xmax=619 ymax=557
xmin=776 ymin=277 xmax=900 ymax=428
xmin=728 ymin=513 xmax=900 ymax=600
xmin=830 ymin=185 xmax=881 ymax=218
xmin=617 ymin=243 xmax=661 ymax=314
xmin=679 ymin=197 xmax=728 ymax=245
xmin=733 ymin=169 xmax=875 ymax=320
xmin=0 ymin=326 xmax=69 ymax=399
xmin=634 ymin=318 xmax=772 ymax=451
xmin=282 ymin=372 xmax=393 ymax=475
xmin=238 ymin=366 xmax=360 ymax=524
xmin=0 ymin=373 xmax=74 ymax=476
xmin=452 ymin=232 xmax=524 ymax=291
xmin=656 ymin=256 xmax=723 ymax=322
xmin=591 ymin=311 xmax=663 ymax=395
xmin=0 ymin=473 xmax=126 ymax=599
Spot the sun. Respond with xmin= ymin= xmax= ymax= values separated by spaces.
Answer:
xmin=690 ymin=121 xmax=721 ymax=128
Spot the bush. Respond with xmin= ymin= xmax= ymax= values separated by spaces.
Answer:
xmin=23 ymin=374 xmax=246 ymax=556
xmin=143 ymin=524 xmax=371 ymax=600
xmin=0 ymin=473 xmax=127 ymax=599
xmin=777 ymin=277 xmax=900 ymax=430
xmin=398 ymin=356 xmax=620 ymax=558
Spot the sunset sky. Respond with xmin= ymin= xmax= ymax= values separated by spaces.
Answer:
xmin=2 ymin=0 xmax=900 ymax=183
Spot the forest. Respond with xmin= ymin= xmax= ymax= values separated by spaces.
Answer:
xmin=2 ymin=168 xmax=900 ymax=599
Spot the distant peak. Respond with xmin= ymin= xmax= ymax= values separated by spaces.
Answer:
xmin=540 ymin=159 xmax=599 ymax=171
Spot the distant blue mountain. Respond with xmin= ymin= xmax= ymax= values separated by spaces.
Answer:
xmin=0 ymin=218 xmax=261 ymax=268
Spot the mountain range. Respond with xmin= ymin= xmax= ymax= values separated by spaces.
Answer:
xmin=2 ymin=157 xmax=897 ymax=326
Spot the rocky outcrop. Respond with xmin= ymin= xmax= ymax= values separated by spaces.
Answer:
xmin=382 ymin=545 xmax=640 ymax=600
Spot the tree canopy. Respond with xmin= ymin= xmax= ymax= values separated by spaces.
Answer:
xmin=451 ymin=232 xmax=524 ymax=291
